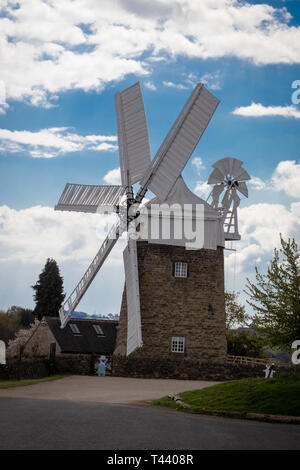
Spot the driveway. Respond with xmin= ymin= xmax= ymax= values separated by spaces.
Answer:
xmin=0 ymin=375 xmax=219 ymax=403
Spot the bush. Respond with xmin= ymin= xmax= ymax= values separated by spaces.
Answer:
xmin=227 ymin=329 xmax=267 ymax=358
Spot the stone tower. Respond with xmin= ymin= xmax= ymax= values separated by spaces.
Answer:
xmin=114 ymin=177 xmax=227 ymax=364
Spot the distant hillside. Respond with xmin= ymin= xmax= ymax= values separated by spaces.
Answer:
xmin=71 ymin=311 xmax=119 ymax=321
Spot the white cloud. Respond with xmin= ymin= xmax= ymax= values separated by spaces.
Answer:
xmin=248 ymin=176 xmax=268 ymax=190
xmin=186 ymin=71 xmax=222 ymax=91
xmin=0 ymin=1 xmax=300 ymax=108
xmin=194 ymin=181 xmax=211 ymax=200
xmin=0 ymin=127 xmax=118 ymax=157
xmin=103 ymin=167 xmax=121 ymax=185
xmin=147 ymin=56 xmax=167 ymax=62
xmin=0 ymin=104 xmax=9 ymax=115
xmin=0 ymin=204 xmax=125 ymax=265
xmin=199 ymin=72 xmax=222 ymax=91
xmin=225 ymin=202 xmax=300 ymax=276
xmin=244 ymin=161 xmax=300 ymax=197
xmin=27 ymin=89 xmax=60 ymax=109
xmin=191 ymin=157 xmax=205 ymax=175
xmin=272 ymin=160 xmax=300 ymax=198
xmin=0 ymin=204 xmax=126 ymax=313
xmin=232 ymin=103 xmax=300 ymax=119
xmin=163 ymin=71 xmax=222 ymax=93
xmin=162 ymin=81 xmax=189 ymax=90
xmin=144 ymin=81 xmax=157 ymax=91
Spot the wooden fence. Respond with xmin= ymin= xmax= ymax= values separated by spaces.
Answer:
xmin=227 ymin=355 xmax=283 ymax=366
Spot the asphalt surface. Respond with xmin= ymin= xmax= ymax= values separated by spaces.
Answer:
xmin=1 ymin=397 xmax=300 ymax=450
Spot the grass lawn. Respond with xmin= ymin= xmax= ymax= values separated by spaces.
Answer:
xmin=0 ymin=375 xmax=67 ymax=390
xmin=153 ymin=373 xmax=300 ymax=417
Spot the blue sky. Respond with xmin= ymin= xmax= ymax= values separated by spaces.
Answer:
xmin=0 ymin=0 xmax=300 ymax=315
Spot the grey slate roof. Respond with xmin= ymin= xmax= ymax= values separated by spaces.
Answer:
xmin=45 ymin=317 xmax=118 ymax=355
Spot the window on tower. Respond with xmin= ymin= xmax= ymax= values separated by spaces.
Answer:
xmin=173 ymin=262 xmax=188 ymax=278
xmin=171 ymin=336 xmax=185 ymax=353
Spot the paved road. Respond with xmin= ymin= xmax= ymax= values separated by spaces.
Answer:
xmin=0 ymin=376 xmax=219 ymax=403
xmin=0 ymin=397 xmax=299 ymax=450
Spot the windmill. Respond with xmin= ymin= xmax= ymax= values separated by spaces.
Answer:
xmin=207 ymin=158 xmax=250 ymax=240
xmin=55 ymin=81 xmax=249 ymax=360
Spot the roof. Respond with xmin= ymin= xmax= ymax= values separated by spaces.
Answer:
xmin=146 ymin=176 xmax=219 ymax=219
xmin=139 ymin=176 xmax=224 ymax=249
xmin=45 ymin=317 xmax=118 ymax=355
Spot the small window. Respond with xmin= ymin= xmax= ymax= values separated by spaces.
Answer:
xmin=69 ymin=323 xmax=81 ymax=335
xmin=93 ymin=324 xmax=105 ymax=336
xmin=173 ymin=262 xmax=188 ymax=278
xmin=171 ymin=336 xmax=185 ymax=353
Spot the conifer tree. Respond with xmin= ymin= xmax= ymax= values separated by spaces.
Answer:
xmin=245 ymin=235 xmax=300 ymax=351
xmin=32 ymin=258 xmax=65 ymax=320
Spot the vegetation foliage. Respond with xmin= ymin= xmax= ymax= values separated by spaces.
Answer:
xmin=227 ymin=329 xmax=267 ymax=358
xmin=0 ymin=307 xmax=35 ymax=346
xmin=245 ymin=235 xmax=300 ymax=352
xmin=0 ymin=311 xmax=21 ymax=345
xmin=153 ymin=373 xmax=300 ymax=417
xmin=0 ymin=375 xmax=66 ymax=390
xmin=225 ymin=291 xmax=250 ymax=330
xmin=225 ymin=291 xmax=266 ymax=357
xmin=32 ymin=258 xmax=65 ymax=320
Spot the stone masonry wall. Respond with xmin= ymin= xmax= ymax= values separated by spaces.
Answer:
xmin=0 ymin=354 xmax=98 ymax=379
xmin=112 ymin=356 xmax=297 ymax=381
xmin=0 ymin=359 xmax=50 ymax=380
xmin=114 ymin=241 xmax=227 ymax=363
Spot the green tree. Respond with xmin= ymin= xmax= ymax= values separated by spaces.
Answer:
xmin=19 ymin=308 xmax=35 ymax=327
xmin=32 ymin=258 xmax=65 ymax=320
xmin=0 ymin=311 xmax=21 ymax=345
xmin=225 ymin=291 xmax=250 ymax=330
xmin=245 ymin=235 xmax=300 ymax=352
xmin=7 ymin=305 xmax=35 ymax=327
xmin=227 ymin=329 xmax=267 ymax=358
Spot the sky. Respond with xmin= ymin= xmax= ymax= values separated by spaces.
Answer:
xmin=0 ymin=0 xmax=300 ymax=316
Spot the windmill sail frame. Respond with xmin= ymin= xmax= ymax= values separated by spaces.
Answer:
xmin=138 ymin=84 xmax=219 ymax=202
xmin=123 ymin=238 xmax=143 ymax=355
xmin=115 ymin=82 xmax=151 ymax=188
xmin=55 ymin=183 xmax=125 ymax=214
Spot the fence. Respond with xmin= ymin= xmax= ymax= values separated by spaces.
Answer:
xmin=227 ymin=355 xmax=283 ymax=366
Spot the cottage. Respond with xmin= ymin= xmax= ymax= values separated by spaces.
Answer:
xmin=7 ymin=317 xmax=118 ymax=359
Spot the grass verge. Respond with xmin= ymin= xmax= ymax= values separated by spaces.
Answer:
xmin=152 ymin=373 xmax=300 ymax=417
xmin=0 ymin=375 xmax=67 ymax=389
